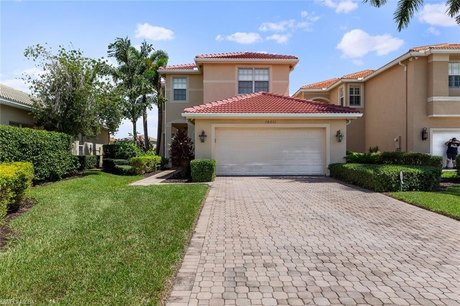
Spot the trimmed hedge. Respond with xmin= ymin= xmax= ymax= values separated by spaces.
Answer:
xmin=346 ymin=151 xmax=442 ymax=168
xmin=329 ymin=163 xmax=441 ymax=192
xmin=457 ymin=155 xmax=460 ymax=173
xmin=103 ymin=141 xmax=142 ymax=159
xmin=191 ymin=159 xmax=216 ymax=182
xmin=78 ymin=155 xmax=98 ymax=170
xmin=0 ymin=125 xmax=76 ymax=182
xmin=103 ymin=158 xmax=135 ymax=175
xmin=0 ymin=162 xmax=34 ymax=222
xmin=129 ymin=156 xmax=161 ymax=174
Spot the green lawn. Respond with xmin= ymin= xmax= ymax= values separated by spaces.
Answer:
xmin=0 ymin=171 xmax=208 ymax=305
xmin=390 ymin=185 xmax=460 ymax=220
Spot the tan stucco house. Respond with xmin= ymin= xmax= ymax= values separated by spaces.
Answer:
xmin=293 ymin=43 xmax=460 ymax=163
xmin=0 ymin=83 xmax=110 ymax=153
xmin=159 ymin=52 xmax=361 ymax=175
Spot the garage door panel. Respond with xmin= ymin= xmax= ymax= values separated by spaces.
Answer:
xmin=215 ymin=127 xmax=325 ymax=175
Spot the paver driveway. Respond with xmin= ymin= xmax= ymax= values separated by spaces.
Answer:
xmin=166 ymin=177 xmax=459 ymax=306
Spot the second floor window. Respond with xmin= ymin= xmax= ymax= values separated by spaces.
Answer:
xmin=173 ymin=77 xmax=187 ymax=101
xmin=339 ymin=87 xmax=344 ymax=106
xmin=448 ymin=62 xmax=460 ymax=88
xmin=238 ymin=68 xmax=269 ymax=94
xmin=349 ymin=85 xmax=361 ymax=107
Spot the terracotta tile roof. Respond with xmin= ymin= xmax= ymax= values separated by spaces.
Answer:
xmin=0 ymin=83 xmax=33 ymax=107
xmin=158 ymin=63 xmax=198 ymax=71
xmin=300 ymin=69 xmax=374 ymax=90
xmin=184 ymin=92 xmax=360 ymax=114
xmin=195 ymin=52 xmax=298 ymax=60
xmin=341 ymin=69 xmax=375 ymax=79
xmin=301 ymin=78 xmax=339 ymax=89
xmin=410 ymin=43 xmax=460 ymax=52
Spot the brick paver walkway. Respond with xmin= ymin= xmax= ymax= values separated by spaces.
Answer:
xmin=166 ymin=177 xmax=460 ymax=306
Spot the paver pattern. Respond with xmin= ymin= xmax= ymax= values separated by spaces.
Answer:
xmin=166 ymin=177 xmax=460 ymax=306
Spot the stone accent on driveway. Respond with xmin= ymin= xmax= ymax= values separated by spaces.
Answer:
xmin=166 ymin=177 xmax=460 ymax=306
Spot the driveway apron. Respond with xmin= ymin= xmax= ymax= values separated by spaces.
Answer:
xmin=166 ymin=177 xmax=459 ymax=306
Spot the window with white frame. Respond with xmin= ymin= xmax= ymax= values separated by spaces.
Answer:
xmin=349 ymin=85 xmax=361 ymax=106
xmin=173 ymin=77 xmax=187 ymax=101
xmin=238 ymin=68 xmax=269 ymax=94
xmin=448 ymin=62 xmax=460 ymax=88
xmin=338 ymin=87 xmax=344 ymax=106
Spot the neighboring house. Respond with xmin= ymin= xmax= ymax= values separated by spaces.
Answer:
xmin=0 ymin=83 xmax=35 ymax=127
xmin=159 ymin=52 xmax=361 ymax=176
xmin=293 ymin=43 xmax=460 ymax=163
xmin=0 ymin=83 xmax=110 ymax=153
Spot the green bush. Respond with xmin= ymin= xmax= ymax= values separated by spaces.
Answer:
xmin=129 ymin=155 xmax=161 ymax=174
xmin=113 ymin=165 xmax=137 ymax=176
xmin=329 ymin=163 xmax=441 ymax=192
xmin=191 ymin=159 xmax=216 ymax=182
xmin=103 ymin=158 xmax=138 ymax=175
xmin=78 ymin=155 xmax=98 ymax=170
xmin=345 ymin=151 xmax=442 ymax=168
xmin=103 ymin=140 xmax=142 ymax=159
xmin=457 ymin=155 xmax=460 ymax=173
xmin=0 ymin=125 xmax=77 ymax=182
xmin=0 ymin=162 xmax=34 ymax=222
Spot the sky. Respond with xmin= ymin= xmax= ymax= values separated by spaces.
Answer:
xmin=1 ymin=0 xmax=459 ymax=139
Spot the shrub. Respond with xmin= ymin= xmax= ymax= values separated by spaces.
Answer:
xmin=103 ymin=158 xmax=137 ymax=175
xmin=329 ymin=163 xmax=441 ymax=192
xmin=345 ymin=151 xmax=442 ymax=168
xmin=457 ymin=155 xmax=460 ymax=173
xmin=129 ymin=155 xmax=161 ymax=174
xmin=0 ymin=162 xmax=34 ymax=221
xmin=0 ymin=125 xmax=77 ymax=182
xmin=191 ymin=159 xmax=216 ymax=182
xmin=103 ymin=140 xmax=142 ymax=159
xmin=78 ymin=155 xmax=98 ymax=170
xmin=169 ymin=129 xmax=194 ymax=169
xmin=160 ymin=157 xmax=170 ymax=170
xmin=113 ymin=165 xmax=137 ymax=176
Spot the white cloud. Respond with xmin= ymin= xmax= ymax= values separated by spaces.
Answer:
xmin=319 ymin=0 xmax=358 ymax=14
xmin=266 ymin=34 xmax=290 ymax=44
xmin=0 ymin=78 xmax=30 ymax=93
xmin=418 ymin=4 xmax=457 ymax=27
xmin=135 ymin=23 xmax=174 ymax=41
xmin=352 ymin=59 xmax=364 ymax=66
xmin=427 ymin=26 xmax=441 ymax=36
xmin=337 ymin=29 xmax=404 ymax=58
xmin=259 ymin=20 xmax=296 ymax=32
xmin=216 ymin=32 xmax=262 ymax=44
xmin=0 ymin=67 xmax=44 ymax=93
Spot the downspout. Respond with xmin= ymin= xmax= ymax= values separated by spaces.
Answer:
xmin=398 ymin=60 xmax=408 ymax=152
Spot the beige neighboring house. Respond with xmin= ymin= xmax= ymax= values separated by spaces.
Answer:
xmin=0 ymin=83 xmax=35 ymax=127
xmin=293 ymin=43 xmax=460 ymax=164
xmin=159 ymin=52 xmax=362 ymax=176
xmin=0 ymin=83 xmax=110 ymax=155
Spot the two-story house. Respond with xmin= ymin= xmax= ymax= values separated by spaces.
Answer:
xmin=159 ymin=52 xmax=361 ymax=176
xmin=293 ymin=43 xmax=460 ymax=164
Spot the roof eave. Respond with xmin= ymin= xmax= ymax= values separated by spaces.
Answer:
xmin=195 ymin=58 xmax=299 ymax=65
xmin=182 ymin=112 xmax=362 ymax=120
xmin=158 ymin=69 xmax=201 ymax=75
xmin=0 ymin=98 xmax=33 ymax=110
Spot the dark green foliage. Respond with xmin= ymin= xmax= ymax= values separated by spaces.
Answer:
xmin=103 ymin=158 xmax=136 ymax=175
xmin=113 ymin=165 xmax=137 ymax=175
xmin=191 ymin=159 xmax=216 ymax=182
xmin=329 ymin=163 xmax=441 ymax=192
xmin=0 ymin=125 xmax=77 ymax=182
xmin=457 ymin=155 xmax=460 ymax=173
xmin=129 ymin=155 xmax=161 ymax=174
xmin=77 ymin=155 xmax=98 ymax=170
xmin=345 ymin=151 xmax=442 ymax=168
xmin=160 ymin=157 xmax=170 ymax=170
xmin=169 ymin=129 xmax=194 ymax=169
xmin=0 ymin=162 xmax=34 ymax=221
xmin=103 ymin=140 xmax=142 ymax=159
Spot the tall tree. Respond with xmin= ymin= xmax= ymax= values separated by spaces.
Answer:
xmin=23 ymin=44 xmax=122 ymax=137
xmin=364 ymin=0 xmax=459 ymax=31
xmin=108 ymin=38 xmax=151 ymax=141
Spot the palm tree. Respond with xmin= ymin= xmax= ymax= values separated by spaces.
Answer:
xmin=108 ymin=37 xmax=152 ymax=141
xmin=364 ymin=0 xmax=459 ymax=31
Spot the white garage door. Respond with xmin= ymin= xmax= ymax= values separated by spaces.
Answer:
xmin=431 ymin=129 xmax=460 ymax=165
xmin=214 ymin=127 xmax=326 ymax=175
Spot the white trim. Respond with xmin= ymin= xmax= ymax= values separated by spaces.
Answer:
xmin=159 ymin=69 xmax=200 ymax=75
xmin=428 ymin=114 xmax=460 ymax=118
xmin=427 ymin=96 xmax=460 ymax=102
xmin=310 ymin=97 xmax=331 ymax=102
xmin=430 ymin=128 xmax=460 ymax=154
xmin=0 ymin=98 xmax=33 ymax=110
xmin=210 ymin=123 xmax=330 ymax=175
xmin=347 ymin=84 xmax=364 ymax=108
xmin=182 ymin=112 xmax=363 ymax=119
xmin=172 ymin=76 xmax=189 ymax=103
xmin=195 ymin=58 xmax=299 ymax=66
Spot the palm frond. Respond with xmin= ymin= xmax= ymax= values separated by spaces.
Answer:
xmin=394 ymin=0 xmax=423 ymax=31
xmin=362 ymin=0 xmax=387 ymax=7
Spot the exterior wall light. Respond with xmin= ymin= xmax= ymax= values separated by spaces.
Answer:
xmin=336 ymin=130 xmax=344 ymax=142
xmin=199 ymin=130 xmax=207 ymax=143
xmin=421 ymin=128 xmax=428 ymax=141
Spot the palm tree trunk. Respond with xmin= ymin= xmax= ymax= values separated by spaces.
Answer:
xmin=132 ymin=119 xmax=137 ymax=143
xmin=143 ymin=107 xmax=149 ymax=151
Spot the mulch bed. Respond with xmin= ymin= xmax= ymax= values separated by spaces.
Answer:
xmin=0 ymin=198 xmax=36 ymax=250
